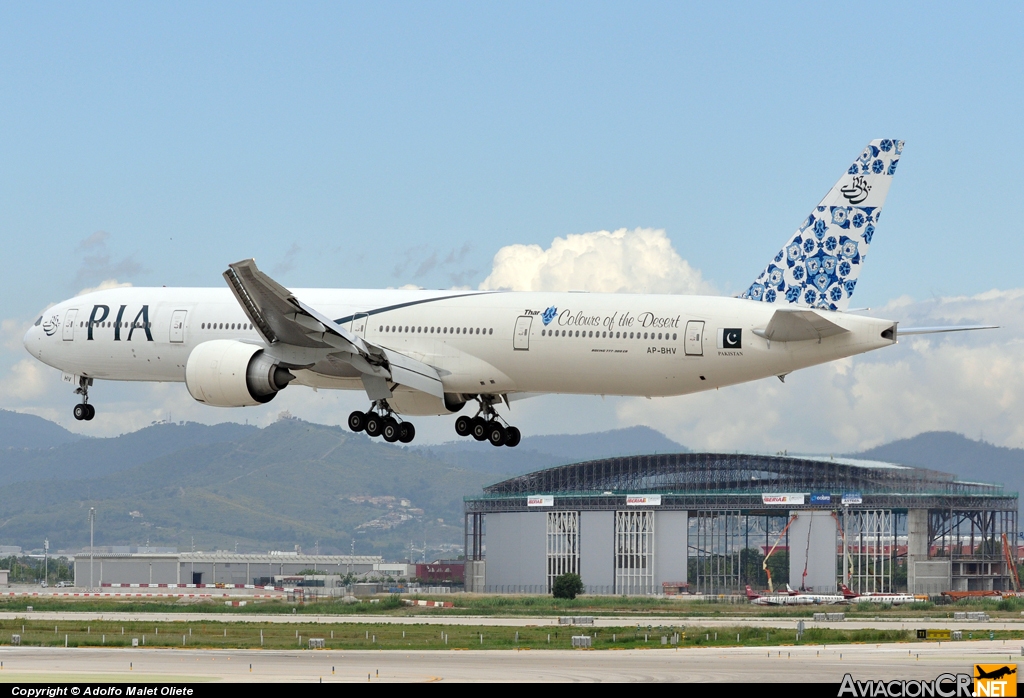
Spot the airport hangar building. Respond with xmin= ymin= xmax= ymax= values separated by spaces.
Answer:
xmin=463 ymin=453 xmax=1018 ymax=596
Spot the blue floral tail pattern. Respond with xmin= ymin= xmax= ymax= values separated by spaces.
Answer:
xmin=741 ymin=139 xmax=903 ymax=311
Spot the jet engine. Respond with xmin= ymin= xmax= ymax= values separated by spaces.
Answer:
xmin=185 ymin=340 xmax=295 ymax=407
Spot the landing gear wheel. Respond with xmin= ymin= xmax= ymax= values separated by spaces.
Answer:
xmin=347 ymin=410 xmax=367 ymax=433
xmin=399 ymin=422 xmax=415 ymax=444
xmin=454 ymin=415 xmax=473 ymax=437
xmin=487 ymin=421 xmax=506 ymax=447
xmin=382 ymin=417 xmax=400 ymax=443
xmin=364 ymin=413 xmax=383 ymax=438
xmin=471 ymin=416 xmax=488 ymax=441
xmin=504 ymin=426 xmax=520 ymax=448
xmin=73 ymin=376 xmax=94 ymax=422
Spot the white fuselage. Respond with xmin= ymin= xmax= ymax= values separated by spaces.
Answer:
xmin=23 ymin=286 xmax=897 ymax=409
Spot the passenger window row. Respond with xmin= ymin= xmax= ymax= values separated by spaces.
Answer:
xmin=201 ymin=323 xmax=253 ymax=331
xmin=380 ymin=325 xmax=493 ymax=336
xmin=81 ymin=321 xmax=152 ymax=329
xmin=541 ymin=329 xmax=678 ymax=340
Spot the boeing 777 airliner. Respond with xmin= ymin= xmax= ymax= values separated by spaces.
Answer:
xmin=22 ymin=139 xmax=991 ymax=446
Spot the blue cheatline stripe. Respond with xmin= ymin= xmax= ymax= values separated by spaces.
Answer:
xmin=332 ymin=291 xmax=499 ymax=325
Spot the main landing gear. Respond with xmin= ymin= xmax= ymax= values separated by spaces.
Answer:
xmin=453 ymin=398 xmax=521 ymax=448
xmin=348 ymin=402 xmax=415 ymax=444
xmin=73 ymin=376 xmax=95 ymax=421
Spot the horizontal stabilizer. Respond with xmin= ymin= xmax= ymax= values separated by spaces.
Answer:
xmin=753 ymin=309 xmax=849 ymax=343
xmin=898 ymin=325 xmax=998 ymax=337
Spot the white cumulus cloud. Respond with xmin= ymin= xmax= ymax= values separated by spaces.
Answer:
xmin=479 ymin=228 xmax=714 ymax=295
xmin=0 ymin=359 xmax=54 ymax=402
xmin=1 ymin=319 xmax=31 ymax=352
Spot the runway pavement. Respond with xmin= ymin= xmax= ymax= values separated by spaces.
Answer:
xmin=0 ymin=640 xmax=1019 ymax=682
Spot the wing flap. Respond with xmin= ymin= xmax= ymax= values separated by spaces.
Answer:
xmin=754 ymin=309 xmax=849 ymax=343
xmin=387 ymin=357 xmax=444 ymax=398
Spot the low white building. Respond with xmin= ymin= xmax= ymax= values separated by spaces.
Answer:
xmin=73 ymin=552 xmax=381 ymax=587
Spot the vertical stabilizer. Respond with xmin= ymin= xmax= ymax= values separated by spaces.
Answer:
xmin=742 ymin=139 xmax=903 ymax=311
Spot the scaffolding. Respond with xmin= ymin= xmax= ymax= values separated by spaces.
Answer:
xmin=546 ymin=511 xmax=579 ymax=592
xmin=615 ymin=511 xmax=654 ymax=595
xmin=842 ymin=509 xmax=896 ymax=594
xmin=691 ymin=510 xmax=741 ymax=594
xmin=930 ymin=508 xmax=1018 ymax=591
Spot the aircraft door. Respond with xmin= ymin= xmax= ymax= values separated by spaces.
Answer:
xmin=170 ymin=310 xmax=188 ymax=343
xmin=62 ymin=309 xmax=78 ymax=341
xmin=513 ymin=316 xmax=533 ymax=350
xmin=684 ymin=320 xmax=704 ymax=356
xmin=349 ymin=313 xmax=368 ymax=338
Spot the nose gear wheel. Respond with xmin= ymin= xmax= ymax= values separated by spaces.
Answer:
xmin=72 ymin=376 xmax=95 ymax=421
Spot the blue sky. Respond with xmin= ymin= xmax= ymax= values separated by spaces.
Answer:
xmin=2 ymin=3 xmax=1023 ymax=449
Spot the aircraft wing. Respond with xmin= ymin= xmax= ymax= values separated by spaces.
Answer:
xmin=753 ymin=308 xmax=849 ymax=343
xmin=223 ymin=259 xmax=444 ymax=401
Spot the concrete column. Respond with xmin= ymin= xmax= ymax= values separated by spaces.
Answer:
xmin=579 ymin=511 xmax=614 ymax=593
xmin=788 ymin=511 xmax=838 ymax=592
xmin=464 ymin=560 xmax=486 ymax=592
xmin=907 ymin=509 xmax=929 ymax=594
xmin=656 ymin=511 xmax=688 ymax=593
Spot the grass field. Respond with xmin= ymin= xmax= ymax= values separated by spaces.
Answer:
xmin=0 ymin=618 xmax=1009 ymax=651
xmin=2 ymin=594 xmax=1023 ymax=619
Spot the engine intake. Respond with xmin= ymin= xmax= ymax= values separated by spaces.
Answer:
xmin=185 ymin=340 xmax=294 ymax=407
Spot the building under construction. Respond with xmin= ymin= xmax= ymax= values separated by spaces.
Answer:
xmin=463 ymin=453 xmax=1018 ymax=596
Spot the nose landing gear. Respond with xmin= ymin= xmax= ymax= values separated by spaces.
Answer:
xmin=348 ymin=402 xmax=415 ymax=443
xmin=72 ymin=377 xmax=95 ymax=421
xmin=454 ymin=397 xmax=520 ymax=447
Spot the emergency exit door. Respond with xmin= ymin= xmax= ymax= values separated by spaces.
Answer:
xmin=170 ymin=310 xmax=188 ymax=343
xmin=513 ymin=316 xmax=533 ymax=350
xmin=685 ymin=320 xmax=704 ymax=356
xmin=349 ymin=313 xmax=368 ymax=338
xmin=62 ymin=309 xmax=78 ymax=341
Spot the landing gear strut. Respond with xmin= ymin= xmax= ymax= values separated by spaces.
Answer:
xmin=348 ymin=401 xmax=415 ymax=443
xmin=454 ymin=396 xmax=520 ymax=448
xmin=73 ymin=377 xmax=95 ymax=421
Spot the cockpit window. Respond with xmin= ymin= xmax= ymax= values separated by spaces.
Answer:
xmin=34 ymin=317 xmax=42 ymax=326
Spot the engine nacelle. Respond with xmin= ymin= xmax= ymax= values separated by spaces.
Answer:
xmin=185 ymin=340 xmax=295 ymax=407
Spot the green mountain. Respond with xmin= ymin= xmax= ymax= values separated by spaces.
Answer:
xmin=0 ymin=418 xmax=258 ymax=486
xmin=851 ymin=431 xmax=1024 ymax=499
xmin=25 ymin=414 xmax=1018 ymax=559
xmin=0 ymin=417 xmax=493 ymax=559
xmin=0 ymin=409 xmax=83 ymax=450
xmin=415 ymin=425 xmax=687 ymax=475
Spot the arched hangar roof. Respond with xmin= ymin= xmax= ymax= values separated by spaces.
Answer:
xmin=482 ymin=452 xmax=1004 ymax=497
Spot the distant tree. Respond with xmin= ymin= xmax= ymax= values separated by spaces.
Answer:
xmin=552 ymin=573 xmax=584 ymax=600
